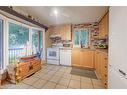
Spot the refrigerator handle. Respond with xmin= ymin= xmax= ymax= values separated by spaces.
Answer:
xmin=119 ymin=69 xmax=126 ymax=76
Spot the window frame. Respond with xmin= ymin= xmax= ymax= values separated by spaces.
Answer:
xmin=0 ymin=18 xmax=4 ymax=70
xmin=73 ymin=28 xmax=90 ymax=48
xmin=0 ymin=14 xmax=8 ymax=72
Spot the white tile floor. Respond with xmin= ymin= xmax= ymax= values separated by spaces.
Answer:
xmin=0 ymin=64 xmax=105 ymax=89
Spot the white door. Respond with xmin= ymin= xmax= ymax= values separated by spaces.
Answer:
xmin=60 ymin=49 xmax=71 ymax=66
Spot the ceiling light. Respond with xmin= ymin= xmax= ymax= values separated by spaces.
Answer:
xmin=53 ymin=8 xmax=58 ymax=16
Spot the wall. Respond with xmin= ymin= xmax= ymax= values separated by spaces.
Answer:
xmin=44 ymin=30 xmax=52 ymax=63
xmin=109 ymin=7 xmax=127 ymax=88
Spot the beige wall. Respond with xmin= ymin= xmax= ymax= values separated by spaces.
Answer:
xmin=44 ymin=30 xmax=52 ymax=63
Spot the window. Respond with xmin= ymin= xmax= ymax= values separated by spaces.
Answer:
xmin=32 ymin=29 xmax=43 ymax=57
xmin=74 ymin=28 xmax=89 ymax=48
xmin=0 ymin=19 xmax=3 ymax=69
xmin=9 ymin=22 xmax=29 ymax=64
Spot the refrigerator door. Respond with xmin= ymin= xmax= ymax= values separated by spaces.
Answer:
xmin=109 ymin=7 xmax=127 ymax=76
xmin=109 ymin=65 xmax=127 ymax=89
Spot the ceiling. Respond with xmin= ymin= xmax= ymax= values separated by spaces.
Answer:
xmin=16 ymin=6 xmax=108 ymax=26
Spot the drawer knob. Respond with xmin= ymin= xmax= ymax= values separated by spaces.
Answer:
xmin=104 ymin=58 xmax=108 ymax=60
xmin=105 ymin=74 xmax=107 ymax=77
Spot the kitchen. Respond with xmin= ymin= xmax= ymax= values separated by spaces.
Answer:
xmin=46 ymin=8 xmax=109 ymax=88
xmin=0 ymin=6 xmax=109 ymax=89
xmin=0 ymin=6 xmax=127 ymax=89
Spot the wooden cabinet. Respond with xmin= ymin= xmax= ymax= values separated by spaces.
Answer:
xmin=72 ymin=49 xmax=81 ymax=67
xmin=94 ymin=51 xmax=108 ymax=88
xmin=72 ymin=49 xmax=94 ymax=68
xmin=95 ymin=51 xmax=100 ymax=77
xmin=60 ymin=24 xmax=71 ymax=40
xmin=48 ymin=24 xmax=71 ymax=40
xmin=80 ymin=50 xmax=94 ymax=68
xmin=72 ymin=49 xmax=108 ymax=88
xmin=101 ymin=54 xmax=108 ymax=88
xmin=99 ymin=12 xmax=109 ymax=38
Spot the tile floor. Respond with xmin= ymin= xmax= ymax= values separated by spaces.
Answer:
xmin=0 ymin=64 xmax=105 ymax=89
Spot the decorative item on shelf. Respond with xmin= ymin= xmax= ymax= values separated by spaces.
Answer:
xmin=9 ymin=6 xmax=13 ymax=9
xmin=32 ymin=18 xmax=35 ymax=21
xmin=28 ymin=15 xmax=32 ymax=19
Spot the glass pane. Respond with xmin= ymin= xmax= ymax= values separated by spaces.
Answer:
xmin=80 ymin=29 xmax=89 ymax=47
xmin=32 ymin=29 xmax=39 ymax=54
xmin=40 ymin=31 xmax=43 ymax=49
xmin=9 ymin=22 xmax=29 ymax=64
xmin=0 ymin=19 xmax=3 ymax=69
xmin=74 ymin=31 xmax=80 ymax=45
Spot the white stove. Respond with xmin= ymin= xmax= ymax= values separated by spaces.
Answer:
xmin=47 ymin=47 xmax=60 ymax=65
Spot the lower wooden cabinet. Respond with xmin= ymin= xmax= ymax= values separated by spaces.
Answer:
xmin=72 ymin=49 xmax=94 ymax=68
xmin=72 ymin=49 xmax=108 ymax=88
xmin=94 ymin=51 xmax=108 ymax=88
xmin=72 ymin=49 xmax=81 ymax=67
xmin=80 ymin=50 xmax=94 ymax=68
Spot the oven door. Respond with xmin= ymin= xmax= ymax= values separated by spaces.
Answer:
xmin=47 ymin=49 xmax=59 ymax=60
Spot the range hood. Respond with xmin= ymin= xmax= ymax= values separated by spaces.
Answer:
xmin=50 ymin=34 xmax=61 ymax=38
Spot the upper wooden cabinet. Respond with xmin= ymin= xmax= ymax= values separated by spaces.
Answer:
xmin=60 ymin=24 xmax=71 ymax=40
xmin=48 ymin=24 xmax=72 ymax=40
xmin=99 ymin=12 xmax=109 ymax=38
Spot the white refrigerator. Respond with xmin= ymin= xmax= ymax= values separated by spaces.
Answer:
xmin=109 ymin=7 xmax=127 ymax=88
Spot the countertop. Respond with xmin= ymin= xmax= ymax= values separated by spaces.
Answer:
xmin=72 ymin=47 xmax=108 ymax=54
xmin=59 ymin=47 xmax=108 ymax=54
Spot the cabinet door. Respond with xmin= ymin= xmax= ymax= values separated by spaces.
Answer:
xmin=101 ymin=54 xmax=108 ymax=88
xmin=95 ymin=51 xmax=98 ymax=70
xmin=72 ymin=49 xmax=81 ymax=66
xmin=80 ymin=50 xmax=94 ymax=68
xmin=99 ymin=12 xmax=109 ymax=38
xmin=60 ymin=24 xmax=71 ymax=40
xmin=95 ymin=52 xmax=102 ymax=78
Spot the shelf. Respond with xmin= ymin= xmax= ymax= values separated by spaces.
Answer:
xmin=0 ymin=6 xmax=48 ymax=30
